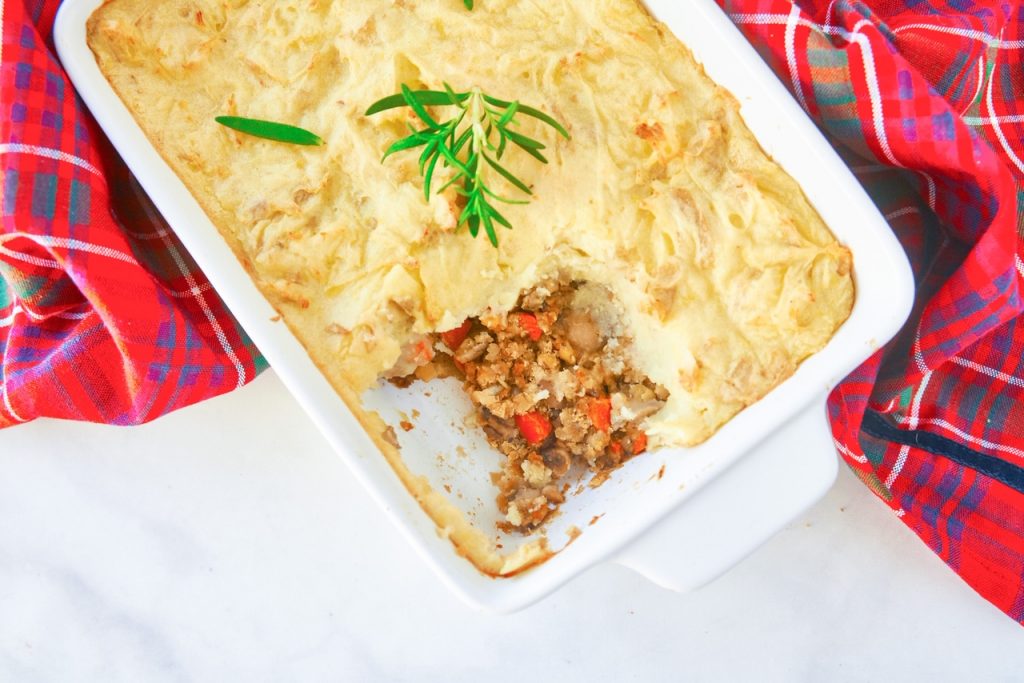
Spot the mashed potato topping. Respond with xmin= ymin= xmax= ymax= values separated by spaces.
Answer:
xmin=88 ymin=0 xmax=853 ymax=447
xmin=88 ymin=0 xmax=854 ymax=572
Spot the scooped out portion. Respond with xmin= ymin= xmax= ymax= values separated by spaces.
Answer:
xmin=392 ymin=278 xmax=669 ymax=531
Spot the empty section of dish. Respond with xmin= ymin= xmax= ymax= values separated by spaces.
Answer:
xmin=360 ymin=373 xmax=679 ymax=576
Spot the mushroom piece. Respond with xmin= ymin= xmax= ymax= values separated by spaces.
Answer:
xmin=541 ymin=444 xmax=573 ymax=477
xmin=455 ymin=331 xmax=493 ymax=363
xmin=482 ymin=412 xmax=518 ymax=441
xmin=562 ymin=310 xmax=604 ymax=353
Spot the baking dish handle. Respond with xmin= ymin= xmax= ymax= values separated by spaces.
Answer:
xmin=612 ymin=397 xmax=837 ymax=592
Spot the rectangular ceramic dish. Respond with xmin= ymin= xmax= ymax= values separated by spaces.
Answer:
xmin=54 ymin=0 xmax=914 ymax=612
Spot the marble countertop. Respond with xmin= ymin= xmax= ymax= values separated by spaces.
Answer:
xmin=1 ymin=371 xmax=1020 ymax=681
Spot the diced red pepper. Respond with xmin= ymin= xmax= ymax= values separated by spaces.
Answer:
xmin=632 ymin=432 xmax=648 ymax=455
xmin=610 ymin=441 xmax=624 ymax=457
xmin=515 ymin=411 xmax=552 ymax=445
xmin=587 ymin=397 xmax=612 ymax=432
xmin=440 ymin=319 xmax=472 ymax=351
xmin=410 ymin=338 xmax=434 ymax=364
xmin=517 ymin=312 xmax=543 ymax=341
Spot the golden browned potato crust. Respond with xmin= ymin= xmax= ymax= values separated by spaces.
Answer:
xmin=88 ymin=0 xmax=854 ymax=574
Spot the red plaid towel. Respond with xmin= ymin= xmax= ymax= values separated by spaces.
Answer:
xmin=3 ymin=0 xmax=1023 ymax=623
xmin=716 ymin=0 xmax=1024 ymax=623
xmin=1 ymin=1 xmax=264 ymax=427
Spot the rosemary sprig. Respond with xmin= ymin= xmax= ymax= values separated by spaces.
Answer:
xmin=366 ymin=84 xmax=570 ymax=247
xmin=215 ymin=116 xmax=323 ymax=146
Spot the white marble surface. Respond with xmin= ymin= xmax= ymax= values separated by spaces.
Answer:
xmin=0 ymin=371 xmax=1020 ymax=682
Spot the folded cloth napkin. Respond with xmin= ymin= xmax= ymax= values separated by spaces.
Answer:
xmin=717 ymin=0 xmax=1024 ymax=624
xmin=3 ymin=0 xmax=1022 ymax=622
xmin=1 ymin=1 xmax=264 ymax=427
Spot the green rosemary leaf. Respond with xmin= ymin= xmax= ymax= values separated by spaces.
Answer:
xmin=365 ymin=90 xmax=468 ymax=116
xmin=418 ymin=138 xmax=440 ymax=171
xmin=424 ymin=152 xmax=443 ymax=200
xmin=382 ymin=134 xmax=428 ymax=161
xmin=483 ymin=155 xmax=532 ymax=195
xmin=510 ymin=140 xmax=549 ymax=165
xmin=215 ymin=116 xmax=323 ymax=146
xmin=451 ymin=127 xmax=475 ymax=156
xmin=483 ymin=96 xmax=570 ymax=139
xmin=481 ymin=211 xmax=497 ymax=247
xmin=497 ymin=101 xmax=519 ymax=127
xmin=435 ymin=142 xmax=472 ymax=176
xmin=488 ymin=204 xmax=513 ymax=229
xmin=401 ymin=84 xmax=440 ymax=128
xmin=437 ymin=171 xmax=465 ymax=195
xmin=503 ymin=129 xmax=546 ymax=151
xmin=466 ymin=213 xmax=481 ymax=239
xmin=480 ymin=186 xmax=530 ymax=205
xmin=367 ymin=84 xmax=569 ymax=246
xmin=483 ymin=124 xmax=498 ymax=152
xmin=443 ymin=82 xmax=464 ymax=107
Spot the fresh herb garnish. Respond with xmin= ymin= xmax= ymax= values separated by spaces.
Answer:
xmin=215 ymin=116 xmax=323 ymax=146
xmin=463 ymin=0 xmax=474 ymax=8
xmin=366 ymin=84 xmax=570 ymax=247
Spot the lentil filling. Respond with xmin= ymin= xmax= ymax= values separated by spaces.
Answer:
xmin=407 ymin=279 xmax=669 ymax=532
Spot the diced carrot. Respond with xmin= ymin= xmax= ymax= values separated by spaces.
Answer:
xmin=588 ymin=397 xmax=612 ymax=432
xmin=412 ymin=339 xmax=434 ymax=364
xmin=515 ymin=411 xmax=552 ymax=445
xmin=610 ymin=442 xmax=624 ymax=457
xmin=517 ymin=312 xmax=543 ymax=341
xmin=632 ymin=432 xmax=648 ymax=455
xmin=440 ymin=320 xmax=472 ymax=350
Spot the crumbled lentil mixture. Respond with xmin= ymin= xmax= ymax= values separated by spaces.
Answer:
xmin=430 ymin=279 xmax=669 ymax=532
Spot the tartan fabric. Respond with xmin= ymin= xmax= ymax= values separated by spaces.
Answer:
xmin=718 ymin=0 xmax=1024 ymax=624
xmin=0 ymin=0 xmax=265 ymax=428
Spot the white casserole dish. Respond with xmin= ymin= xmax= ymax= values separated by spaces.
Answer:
xmin=54 ymin=0 xmax=914 ymax=612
